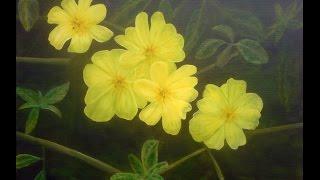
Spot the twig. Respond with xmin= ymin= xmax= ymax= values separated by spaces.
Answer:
xmin=16 ymin=132 xmax=121 ymax=174
xmin=16 ymin=56 xmax=71 ymax=65
xmin=206 ymin=149 xmax=224 ymax=180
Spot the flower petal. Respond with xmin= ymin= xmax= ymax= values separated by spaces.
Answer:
xmin=202 ymin=84 xmax=228 ymax=107
xmin=84 ymin=81 xmax=112 ymax=105
xmin=197 ymin=98 xmax=223 ymax=115
xmin=115 ymin=88 xmax=138 ymax=120
xmin=189 ymin=112 xmax=225 ymax=142
xmin=139 ymin=102 xmax=162 ymax=125
xmin=134 ymin=79 xmax=158 ymax=102
xmin=68 ymin=34 xmax=92 ymax=53
xmin=135 ymin=12 xmax=149 ymax=46
xmin=84 ymin=91 xmax=115 ymax=122
xmin=86 ymin=4 xmax=106 ymax=24
xmin=119 ymin=51 xmax=145 ymax=68
xmin=204 ymin=127 xmax=225 ymax=150
xmin=235 ymin=93 xmax=263 ymax=112
xmin=150 ymin=11 xmax=166 ymax=44
xmin=47 ymin=6 xmax=70 ymax=24
xmin=115 ymin=27 xmax=142 ymax=51
xmin=221 ymin=78 xmax=247 ymax=104
xmin=234 ymin=109 xmax=261 ymax=130
xmin=83 ymin=64 xmax=111 ymax=87
xmin=90 ymin=25 xmax=113 ymax=42
xmin=169 ymin=65 xmax=197 ymax=83
xmin=48 ymin=25 xmax=72 ymax=50
xmin=150 ymin=62 xmax=169 ymax=85
xmin=61 ymin=0 xmax=78 ymax=14
xmin=78 ymin=0 xmax=92 ymax=10
xmin=225 ymin=122 xmax=246 ymax=149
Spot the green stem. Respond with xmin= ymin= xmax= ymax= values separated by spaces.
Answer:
xmin=16 ymin=56 xmax=71 ymax=65
xmin=206 ymin=149 xmax=224 ymax=180
xmin=16 ymin=132 xmax=121 ymax=174
xmin=196 ymin=63 xmax=216 ymax=75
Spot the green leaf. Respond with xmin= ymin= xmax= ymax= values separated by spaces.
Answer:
xmin=16 ymin=154 xmax=41 ymax=169
xmin=236 ymin=39 xmax=268 ymax=64
xmin=34 ymin=170 xmax=46 ymax=180
xmin=215 ymin=45 xmax=238 ymax=68
xmin=44 ymin=82 xmax=70 ymax=104
xmin=267 ymin=22 xmax=286 ymax=43
xmin=18 ymin=0 xmax=39 ymax=31
xmin=212 ymin=25 xmax=234 ymax=42
xmin=141 ymin=139 xmax=159 ymax=170
xmin=288 ymin=19 xmax=303 ymax=30
xmin=16 ymin=87 xmax=39 ymax=104
xmin=25 ymin=108 xmax=40 ymax=134
xmin=111 ymin=0 xmax=150 ymax=25
xmin=147 ymin=161 xmax=168 ymax=175
xmin=42 ymin=105 xmax=62 ymax=118
xmin=195 ymin=39 xmax=226 ymax=60
xmin=128 ymin=154 xmax=144 ymax=175
xmin=184 ymin=0 xmax=206 ymax=53
xmin=145 ymin=174 xmax=164 ymax=180
xmin=274 ymin=3 xmax=283 ymax=18
xmin=110 ymin=173 xmax=141 ymax=180
xmin=158 ymin=0 xmax=174 ymax=22
xmin=18 ymin=102 xmax=38 ymax=110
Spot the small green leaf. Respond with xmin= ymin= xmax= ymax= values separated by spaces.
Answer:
xmin=16 ymin=87 xmax=39 ymax=104
xmin=141 ymin=139 xmax=159 ymax=170
xmin=111 ymin=0 xmax=150 ymax=25
xmin=44 ymin=82 xmax=70 ymax=104
xmin=25 ymin=108 xmax=40 ymax=134
xmin=34 ymin=170 xmax=46 ymax=180
xmin=18 ymin=0 xmax=39 ymax=31
xmin=147 ymin=161 xmax=168 ymax=175
xmin=110 ymin=173 xmax=141 ymax=180
xmin=236 ymin=39 xmax=268 ymax=64
xmin=274 ymin=3 xmax=283 ymax=18
xmin=158 ymin=0 xmax=174 ymax=22
xmin=215 ymin=45 xmax=239 ymax=68
xmin=145 ymin=174 xmax=164 ymax=180
xmin=16 ymin=154 xmax=41 ymax=169
xmin=18 ymin=102 xmax=38 ymax=110
xmin=184 ymin=0 xmax=206 ymax=53
xmin=195 ymin=39 xmax=226 ymax=60
xmin=212 ymin=25 xmax=234 ymax=42
xmin=128 ymin=154 xmax=144 ymax=175
xmin=42 ymin=105 xmax=62 ymax=118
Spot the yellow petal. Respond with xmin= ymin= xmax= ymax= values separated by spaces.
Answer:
xmin=139 ymin=102 xmax=162 ymax=125
xmin=203 ymin=127 xmax=225 ymax=150
xmin=83 ymin=64 xmax=111 ymax=87
xmin=133 ymin=79 xmax=158 ymax=102
xmin=115 ymin=27 xmax=141 ymax=50
xmin=61 ymin=0 xmax=77 ymax=14
xmin=189 ymin=112 xmax=225 ymax=142
xmin=225 ymin=122 xmax=246 ymax=149
xmin=172 ymin=88 xmax=198 ymax=102
xmin=169 ymin=65 xmax=197 ymax=83
xmin=202 ymin=84 xmax=227 ymax=106
xmin=170 ymin=77 xmax=198 ymax=89
xmin=84 ymin=92 xmax=115 ymax=122
xmin=235 ymin=93 xmax=263 ymax=112
xmin=150 ymin=11 xmax=166 ymax=44
xmin=150 ymin=62 xmax=169 ymax=85
xmin=47 ymin=6 xmax=70 ymax=24
xmin=78 ymin=0 xmax=92 ymax=10
xmin=119 ymin=51 xmax=145 ymax=68
xmin=115 ymin=88 xmax=138 ymax=120
xmin=84 ymin=82 xmax=112 ymax=105
xmin=135 ymin=12 xmax=149 ymax=46
xmin=85 ymin=4 xmax=107 ymax=24
xmin=90 ymin=25 xmax=113 ymax=42
xmin=197 ymin=98 xmax=222 ymax=115
xmin=221 ymin=78 xmax=247 ymax=104
xmin=68 ymin=34 xmax=92 ymax=53
xmin=135 ymin=92 xmax=147 ymax=108
xmin=48 ymin=25 xmax=72 ymax=50
xmin=234 ymin=109 xmax=261 ymax=130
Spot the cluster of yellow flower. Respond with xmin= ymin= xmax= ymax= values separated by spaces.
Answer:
xmin=47 ymin=0 xmax=263 ymax=150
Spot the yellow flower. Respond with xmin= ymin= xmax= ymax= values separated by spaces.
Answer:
xmin=47 ymin=0 xmax=113 ymax=53
xmin=134 ymin=62 xmax=198 ymax=135
xmin=115 ymin=12 xmax=185 ymax=78
xmin=189 ymin=78 xmax=263 ymax=150
xmin=83 ymin=49 xmax=146 ymax=122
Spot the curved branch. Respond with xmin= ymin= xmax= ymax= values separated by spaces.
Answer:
xmin=16 ymin=56 xmax=71 ymax=65
xmin=206 ymin=149 xmax=224 ymax=180
xmin=16 ymin=132 xmax=121 ymax=174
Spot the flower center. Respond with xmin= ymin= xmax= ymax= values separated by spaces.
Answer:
xmin=71 ymin=17 xmax=87 ymax=34
xmin=144 ymin=45 xmax=157 ymax=58
xmin=113 ymin=76 xmax=126 ymax=89
xmin=156 ymin=88 xmax=170 ymax=102
xmin=223 ymin=107 xmax=236 ymax=122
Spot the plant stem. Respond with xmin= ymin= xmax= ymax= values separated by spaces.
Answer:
xmin=196 ymin=63 xmax=216 ymax=75
xmin=16 ymin=132 xmax=121 ymax=174
xmin=206 ymin=149 xmax=224 ymax=180
xmin=160 ymin=148 xmax=206 ymax=174
xmin=16 ymin=56 xmax=71 ymax=65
